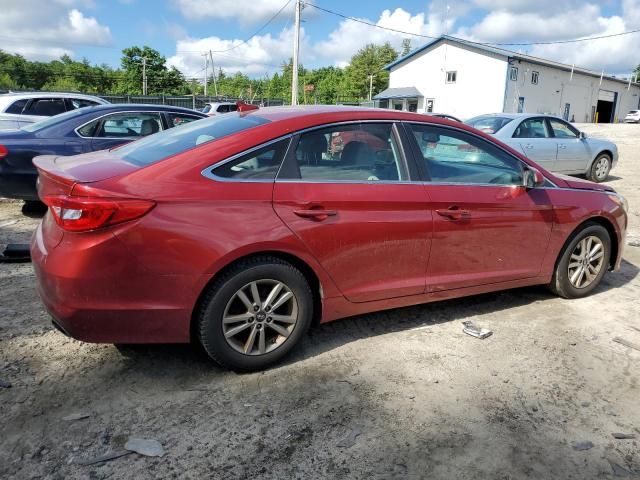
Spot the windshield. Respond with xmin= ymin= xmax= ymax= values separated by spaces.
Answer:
xmin=202 ymin=104 xmax=211 ymax=114
xmin=113 ymin=113 xmax=271 ymax=166
xmin=465 ymin=116 xmax=514 ymax=134
xmin=20 ymin=107 xmax=91 ymax=132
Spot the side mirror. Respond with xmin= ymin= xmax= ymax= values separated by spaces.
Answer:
xmin=523 ymin=166 xmax=545 ymax=188
xmin=579 ymin=131 xmax=587 ymax=139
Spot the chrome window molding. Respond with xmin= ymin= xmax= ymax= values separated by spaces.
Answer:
xmin=74 ymin=110 xmax=166 ymax=140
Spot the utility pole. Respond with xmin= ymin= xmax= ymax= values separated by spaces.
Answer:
xmin=202 ymin=52 xmax=208 ymax=97
xmin=209 ymin=50 xmax=218 ymax=97
xmin=291 ymin=0 xmax=302 ymax=105
xmin=142 ymin=57 xmax=147 ymax=95
xmin=368 ymin=74 xmax=374 ymax=102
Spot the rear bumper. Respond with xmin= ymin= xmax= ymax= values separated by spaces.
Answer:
xmin=0 ymin=171 xmax=39 ymax=200
xmin=31 ymin=221 xmax=205 ymax=344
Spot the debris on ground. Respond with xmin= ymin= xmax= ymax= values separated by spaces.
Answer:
xmin=571 ymin=441 xmax=594 ymax=451
xmin=612 ymin=432 xmax=636 ymax=439
xmin=337 ymin=426 xmax=364 ymax=449
xmin=613 ymin=336 xmax=640 ymax=352
xmin=0 ymin=379 xmax=12 ymax=388
xmin=462 ymin=320 xmax=493 ymax=339
xmin=62 ymin=413 xmax=91 ymax=422
xmin=608 ymin=459 xmax=633 ymax=477
xmin=628 ymin=239 xmax=640 ymax=248
xmin=124 ymin=438 xmax=166 ymax=457
xmin=73 ymin=450 xmax=133 ymax=466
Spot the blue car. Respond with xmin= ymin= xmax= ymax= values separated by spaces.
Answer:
xmin=0 ymin=104 xmax=207 ymax=201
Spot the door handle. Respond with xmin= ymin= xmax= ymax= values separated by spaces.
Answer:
xmin=558 ymin=144 xmax=567 ymax=149
xmin=293 ymin=209 xmax=337 ymax=220
xmin=523 ymin=144 xmax=534 ymax=149
xmin=435 ymin=207 xmax=471 ymax=220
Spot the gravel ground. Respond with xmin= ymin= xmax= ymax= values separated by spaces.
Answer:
xmin=1 ymin=123 xmax=639 ymax=479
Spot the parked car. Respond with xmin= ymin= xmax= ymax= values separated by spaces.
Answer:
xmin=0 ymin=104 xmax=206 ymax=202
xmin=428 ymin=113 xmax=462 ymax=122
xmin=0 ymin=92 xmax=109 ymax=130
xmin=31 ymin=106 xmax=627 ymax=371
xmin=465 ymin=113 xmax=618 ymax=182
xmin=201 ymin=102 xmax=238 ymax=116
xmin=624 ymin=110 xmax=640 ymax=123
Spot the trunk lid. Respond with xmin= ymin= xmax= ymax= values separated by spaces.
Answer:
xmin=33 ymin=150 xmax=138 ymax=185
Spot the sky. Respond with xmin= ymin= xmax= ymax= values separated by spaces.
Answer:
xmin=1 ymin=0 xmax=639 ymax=79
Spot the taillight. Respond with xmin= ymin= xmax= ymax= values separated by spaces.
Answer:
xmin=42 ymin=195 xmax=155 ymax=232
xmin=0 ymin=145 xmax=7 ymax=159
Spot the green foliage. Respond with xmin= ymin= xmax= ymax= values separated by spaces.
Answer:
xmin=0 ymin=41 xmax=400 ymax=102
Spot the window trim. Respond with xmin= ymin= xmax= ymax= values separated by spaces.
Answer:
xmin=445 ymin=71 xmax=457 ymax=84
xmin=74 ymin=110 xmax=166 ymax=139
xmin=275 ymin=121 xmax=413 ymax=184
xmin=201 ymin=135 xmax=293 ymax=183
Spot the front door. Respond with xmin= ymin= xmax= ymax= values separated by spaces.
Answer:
xmin=406 ymin=122 xmax=554 ymax=291
xmin=273 ymin=122 xmax=432 ymax=303
xmin=509 ymin=116 xmax=557 ymax=171
xmin=547 ymin=118 xmax=591 ymax=173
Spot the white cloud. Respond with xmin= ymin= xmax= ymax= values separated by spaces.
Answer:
xmin=172 ymin=0 xmax=294 ymax=22
xmin=167 ymin=26 xmax=308 ymax=78
xmin=0 ymin=0 xmax=112 ymax=61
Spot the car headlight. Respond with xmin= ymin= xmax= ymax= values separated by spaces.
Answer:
xmin=607 ymin=191 xmax=628 ymax=212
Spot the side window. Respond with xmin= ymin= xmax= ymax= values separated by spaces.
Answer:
xmin=212 ymin=139 xmax=289 ymax=180
xmin=80 ymin=112 xmax=162 ymax=138
xmin=513 ymin=118 xmax=550 ymax=138
xmin=549 ymin=119 xmax=578 ymax=139
xmin=70 ymin=98 xmax=99 ymax=109
xmin=23 ymin=98 xmax=67 ymax=116
xmin=228 ymin=104 xmax=238 ymax=112
xmin=216 ymin=105 xmax=229 ymax=113
xmin=410 ymin=124 xmax=523 ymax=186
xmin=280 ymin=123 xmax=406 ymax=182
xmin=167 ymin=113 xmax=202 ymax=128
xmin=5 ymin=99 xmax=28 ymax=114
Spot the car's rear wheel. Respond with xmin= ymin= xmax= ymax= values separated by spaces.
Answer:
xmin=587 ymin=154 xmax=611 ymax=182
xmin=197 ymin=256 xmax=313 ymax=371
xmin=549 ymin=223 xmax=611 ymax=298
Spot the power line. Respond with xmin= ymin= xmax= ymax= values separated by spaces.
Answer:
xmin=210 ymin=0 xmax=292 ymax=53
xmin=304 ymin=2 xmax=640 ymax=47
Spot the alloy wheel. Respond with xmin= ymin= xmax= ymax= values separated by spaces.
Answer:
xmin=222 ymin=279 xmax=299 ymax=355
xmin=567 ymin=235 xmax=605 ymax=289
xmin=594 ymin=157 xmax=610 ymax=180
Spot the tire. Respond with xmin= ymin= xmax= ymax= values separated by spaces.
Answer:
xmin=549 ymin=223 xmax=611 ymax=299
xmin=197 ymin=256 xmax=313 ymax=371
xmin=587 ymin=154 xmax=611 ymax=183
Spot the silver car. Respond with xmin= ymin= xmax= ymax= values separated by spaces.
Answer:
xmin=466 ymin=113 xmax=618 ymax=182
xmin=0 ymin=92 xmax=109 ymax=130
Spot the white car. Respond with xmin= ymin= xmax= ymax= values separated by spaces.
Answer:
xmin=0 ymin=92 xmax=109 ymax=130
xmin=201 ymin=102 xmax=238 ymax=116
xmin=624 ymin=110 xmax=640 ymax=123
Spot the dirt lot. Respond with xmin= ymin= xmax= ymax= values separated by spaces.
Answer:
xmin=1 ymin=123 xmax=639 ymax=479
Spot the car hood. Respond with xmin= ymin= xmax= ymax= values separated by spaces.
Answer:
xmin=553 ymin=173 xmax=614 ymax=192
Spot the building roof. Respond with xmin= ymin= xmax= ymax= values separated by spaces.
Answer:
xmin=373 ymin=86 xmax=423 ymax=100
xmin=384 ymin=35 xmax=639 ymax=87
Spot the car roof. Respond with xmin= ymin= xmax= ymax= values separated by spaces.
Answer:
xmin=469 ymin=113 xmax=566 ymax=121
xmin=0 ymin=92 xmax=108 ymax=110
xmin=77 ymin=103 xmax=206 ymax=115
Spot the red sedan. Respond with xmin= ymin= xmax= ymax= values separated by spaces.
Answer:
xmin=31 ymin=106 xmax=628 ymax=371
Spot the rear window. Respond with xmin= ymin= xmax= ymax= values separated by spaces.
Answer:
xmin=465 ymin=116 xmax=513 ymax=134
xmin=113 ymin=113 xmax=271 ymax=166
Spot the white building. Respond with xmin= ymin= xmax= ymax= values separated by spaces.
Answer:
xmin=375 ymin=35 xmax=640 ymax=123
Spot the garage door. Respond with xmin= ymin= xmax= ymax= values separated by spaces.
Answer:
xmin=598 ymin=90 xmax=615 ymax=102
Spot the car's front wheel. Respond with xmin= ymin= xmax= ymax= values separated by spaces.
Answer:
xmin=197 ymin=256 xmax=313 ymax=371
xmin=549 ymin=223 xmax=611 ymax=298
xmin=587 ymin=154 xmax=611 ymax=182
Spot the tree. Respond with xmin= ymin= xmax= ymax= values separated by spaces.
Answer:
xmin=117 ymin=46 xmax=188 ymax=95
xmin=343 ymin=43 xmax=398 ymax=100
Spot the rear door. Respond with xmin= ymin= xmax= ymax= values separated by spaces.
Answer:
xmin=509 ymin=117 xmax=557 ymax=171
xmin=273 ymin=122 xmax=432 ymax=303
xmin=548 ymin=118 xmax=591 ymax=173
xmin=406 ymin=122 xmax=553 ymax=291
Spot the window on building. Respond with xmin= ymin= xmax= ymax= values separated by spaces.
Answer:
xmin=446 ymin=71 xmax=457 ymax=83
xmin=510 ymin=67 xmax=518 ymax=81
xmin=426 ymin=99 xmax=434 ymax=113
xmin=531 ymin=71 xmax=539 ymax=85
